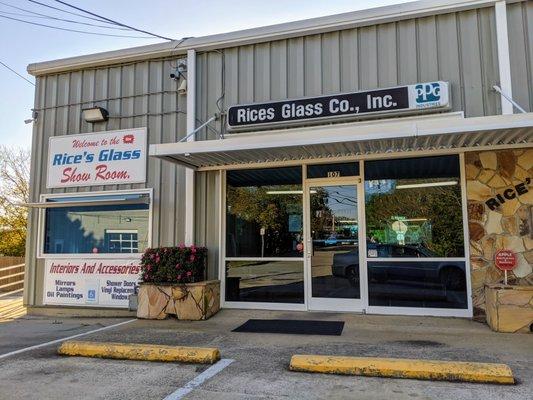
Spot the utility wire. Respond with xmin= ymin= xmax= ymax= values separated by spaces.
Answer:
xmin=53 ymin=0 xmax=176 ymax=41
xmin=0 ymin=61 xmax=35 ymax=86
xmin=0 ymin=14 xmax=160 ymax=38
xmin=27 ymin=0 xmax=117 ymax=24
xmin=0 ymin=1 xmax=130 ymax=30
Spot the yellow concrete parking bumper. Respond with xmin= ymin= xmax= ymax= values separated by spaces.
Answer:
xmin=58 ymin=341 xmax=220 ymax=364
xmin=289 ymin=355 xmax=514 ymax=384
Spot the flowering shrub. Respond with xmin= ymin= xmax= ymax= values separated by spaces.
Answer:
xmin=140 ymin=245 xmax=207 ymax=284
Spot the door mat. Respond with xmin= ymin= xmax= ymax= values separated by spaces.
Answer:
xmin=232 ymin=319 xmax=344 ymax=336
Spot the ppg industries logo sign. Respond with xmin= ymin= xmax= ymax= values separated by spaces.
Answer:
xmin=411 ymin=81 xmax=448 ymax=109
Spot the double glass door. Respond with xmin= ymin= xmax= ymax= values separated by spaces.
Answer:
xmin=305 ymin=179 xmax=364 ymax=311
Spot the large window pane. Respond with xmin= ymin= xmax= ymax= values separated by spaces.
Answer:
xmin=367 ymin=261 xmax=468 ymax=309
xmin=225 ymin=260 xmax=304 ymax=303
xmin=44 ymin=194 xmax=149 ymax=254
xmin=226 ymin=167 xmax=303 ymax=258
xmin=364 ymin=155 xmax=464 ymax=258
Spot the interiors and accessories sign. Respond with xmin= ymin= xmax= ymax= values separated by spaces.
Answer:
xmin=46 ymin=128 xmax=147 ymax=188
xmin=228 ymin=81 xmax=450 ymax=130
xmin=43 ymin=259 xmax=140 ymax=308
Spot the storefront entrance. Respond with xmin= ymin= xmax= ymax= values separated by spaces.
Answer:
xmin=222 ymin=155 xmax=471 ymax=317
xmin=305 ymin=179 xmax=364 ymax=312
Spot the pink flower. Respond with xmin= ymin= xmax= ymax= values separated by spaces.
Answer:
xmin=186 ymin=271 xmax=192 ymax=277
xmin=191 ymin=245 xmax=197 ymax=254
xmin=175 ymin=263 xmax=181 ymax=269
xmin=177 ymin=274 xmax=182 ymax=280
xmin=147 ymin=264 xmax=152 ymax=270
xmin=179 ymin=243 xmax=185 ymax=249
xmin=190 ymin=254 xmax=195 ymax=262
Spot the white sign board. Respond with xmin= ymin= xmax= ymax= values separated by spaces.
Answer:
xmin=46 ymin=128 xmax=147 ymax=189
xmin=43 ymin=259 xmax=141 ymax=308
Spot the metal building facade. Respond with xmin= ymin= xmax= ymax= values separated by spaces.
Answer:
xmin=24 ymin=0 xmax=532 ymax=313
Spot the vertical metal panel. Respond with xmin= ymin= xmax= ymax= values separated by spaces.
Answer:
xmin=436 ymin=13 xmax=463 ymax=112
xmin=270 ymin=40 xmax=287 ymax=100
xmin=507 ymin=1 xmax=533 ymax=112
xmin=377 ymin=22 xmax=397 ymax=87
xmin=254 ymin=42 xmax=271 ymax=101
xmin=194 ymin=170 xmax=220 ymax=280
xmin=397 ymin=19 xmax=418 ymax=84
xmin=304 ymin=34 xmax=322 ymax=96
xmin=287 ymin=37 xmax=304 ymax=98
xmin=417 ymin=16 xmax=439 ymax=82
xmin=339 ymin=29 xmax=358 ymax=92
xmin=458 ymin=10 xmax=485 ymax=117
xmin=321 ymin=32 xmax=340 ymax=94
xmin=358 ymin=25 xmax=378 ymax=89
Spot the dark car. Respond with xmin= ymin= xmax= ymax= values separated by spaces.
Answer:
xmin=332 ymin=244 xmax=466 ymax=290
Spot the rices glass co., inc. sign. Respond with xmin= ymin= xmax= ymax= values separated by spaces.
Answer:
xmin=228 ymin=81 xmax=450 ymax=130
xmin=46 ymin=128 xmax=147 ymax=188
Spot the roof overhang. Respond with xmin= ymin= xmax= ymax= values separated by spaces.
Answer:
xmin=27 ymin=0 xmax=521 ymax=76
xmin=149 ymin=112 xmax=533 ymax=171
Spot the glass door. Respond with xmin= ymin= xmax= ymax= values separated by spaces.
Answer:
xmin=305 ymin=179 xmax=363 ymax=311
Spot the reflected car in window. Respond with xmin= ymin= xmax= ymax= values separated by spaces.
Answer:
xmin=332 ymin=244 xmax=466 ymax=290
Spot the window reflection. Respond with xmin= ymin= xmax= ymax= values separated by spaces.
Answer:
xmin=368 ymin=261 xmax=468 ymax=309
xmin=226 ymin=167 xmax=303 ymax=258
xmin=365 ymin=156 xmax=464 ymax=258
xmin=44 ymin=195 xmax=149 ymax=254
xmin=225 ymin=260 xmax=304 ymax=303
xmin=364 ymin=156 xmax=467 ymax=309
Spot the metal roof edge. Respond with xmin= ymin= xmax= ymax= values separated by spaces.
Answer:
xmin=27 ymin=0 xmax=511 ymax=76
xmin=149 ymin=112 xmax=533 ymax=158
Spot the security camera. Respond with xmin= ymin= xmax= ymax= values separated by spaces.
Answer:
xmin=170 ymin=72 xmax=178 ymax=80
xmin=24 ymin=118 xmax=34 ymax=124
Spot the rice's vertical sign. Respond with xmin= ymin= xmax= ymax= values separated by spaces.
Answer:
xmin=46 ymin=128 xmax=147 ymax=189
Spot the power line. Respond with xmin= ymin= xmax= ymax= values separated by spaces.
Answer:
xmin=53 ymin=0 xmax=176 ymax=41
xmin=27 ymin=0 xmax=116 ymax=24
xmin=0 ymin=61 xmax=35 ymax=86
xmin=0 ymin=14 xmax=160 ymax=38
xmin=0 ymin=1 xmax=130 ymax=30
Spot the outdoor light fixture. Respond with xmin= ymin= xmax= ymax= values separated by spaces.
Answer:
xmin=82 ymin=106 xmax=109 ymax=123
xmin=177 ymin=79 xmax=187 ymax=95
xmin=396 ymin=180 xmax=458 ymax=190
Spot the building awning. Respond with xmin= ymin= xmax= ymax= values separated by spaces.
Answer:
xmin=149 ymin=112 xmax=533 ymax=170
xmin=22 ymin=194 xmax=150 ymax=208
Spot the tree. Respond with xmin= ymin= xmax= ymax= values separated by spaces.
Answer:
xmin=0 ymin=146 xmax=30 ymax=256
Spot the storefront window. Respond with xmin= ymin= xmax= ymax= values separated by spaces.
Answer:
xmin=226 ymin=167 xmax=303 ymax=258
xmin=364 ymin=156 xmax=467 ymax=309
xmin=365 ymin=155 xmax=464 ymax=258
xmin=43 ymin=194 xmax=150 ymax=254
xmin=225 ymin=167 xmax=304 ymax=303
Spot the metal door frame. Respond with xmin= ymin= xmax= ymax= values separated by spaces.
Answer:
xmin=303 ymin=175 xmax=366 ymax=312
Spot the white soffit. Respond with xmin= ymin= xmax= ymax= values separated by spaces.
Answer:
xmin=149 ymin=113 xmax=533 ymax=170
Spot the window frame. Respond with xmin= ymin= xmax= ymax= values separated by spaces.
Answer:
xmin=37 ymin=188 xmax=153 ymax=259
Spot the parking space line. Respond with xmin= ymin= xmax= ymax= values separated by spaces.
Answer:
xmin=0 ymin=319 xmax=136 ymax=360
xmin=163 ymin=358 xmax=235 ymax=400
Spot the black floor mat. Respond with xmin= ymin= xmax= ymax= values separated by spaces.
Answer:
xmin=232 ymin=319 xmax=344 ymax=336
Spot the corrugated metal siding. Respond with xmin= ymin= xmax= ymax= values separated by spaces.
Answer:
xmin=194 ymin=171 xmax=220 ymax=280
xmin=195 ymin=7 xmax=501 ymax=141
xmin=508 ymin=1 xmax=533 ymax=113
xmin=24 ymin=59 xmax=188 ymax=306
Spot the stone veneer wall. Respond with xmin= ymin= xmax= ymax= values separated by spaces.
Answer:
xmin=465 ymin=148 xmax=532 ymax=317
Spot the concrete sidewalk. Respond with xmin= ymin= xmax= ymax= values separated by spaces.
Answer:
xmin=0 ymin=309 xmax=531 ymax=399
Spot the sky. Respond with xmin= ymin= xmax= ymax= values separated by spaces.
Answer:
xmin=0 ymin=0 xmax=411 ymax=149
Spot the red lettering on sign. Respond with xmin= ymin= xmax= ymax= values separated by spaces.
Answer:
xmin=95 ymin=164 xmax=130 ymax=181
xmin=60 ymin=167 xmax=91 ymax=183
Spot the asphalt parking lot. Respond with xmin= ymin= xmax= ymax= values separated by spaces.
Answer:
xmin=0 ymin=309 xmax=532 ymax=400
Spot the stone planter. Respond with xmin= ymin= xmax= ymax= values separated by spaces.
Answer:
xmin=485 ymin=284 xmax=533 ymax=333
xmin=137 ymin=280 xmax=220 ymax=320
